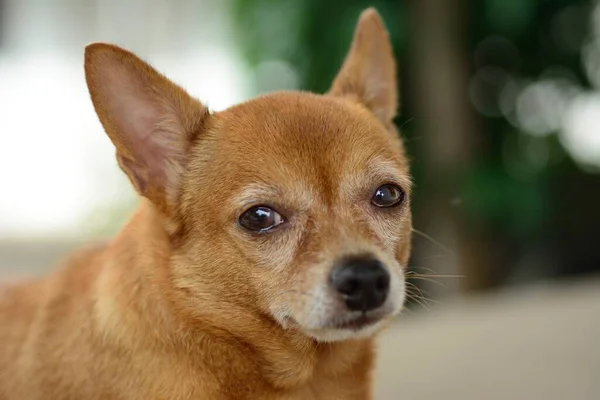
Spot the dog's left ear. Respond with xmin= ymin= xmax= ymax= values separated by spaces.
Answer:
xmin=329 ymin=8 xmax=397 ymax=124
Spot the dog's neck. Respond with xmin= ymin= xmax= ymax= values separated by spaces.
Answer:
xmin=96 ymin=200 xmax=374 ymax=390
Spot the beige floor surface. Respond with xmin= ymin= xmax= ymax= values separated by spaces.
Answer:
xmin=375 ymin=277 xmax=600 ymax=399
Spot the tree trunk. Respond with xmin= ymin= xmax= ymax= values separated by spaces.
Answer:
xmin=409 ymin=0 xmax=492 ymax=297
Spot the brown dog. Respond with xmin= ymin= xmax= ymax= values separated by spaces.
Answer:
xmin=0 ymin=8 xmax=411 ymax=399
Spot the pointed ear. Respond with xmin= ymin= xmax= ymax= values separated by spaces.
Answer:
xmin=329 ymin=8 xmax=398 ymax=124
xmin=84 ymin=43 xmax=209 ymax=214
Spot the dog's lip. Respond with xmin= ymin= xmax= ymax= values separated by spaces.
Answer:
xmin=330 ymin=313 xmax=383 ymax=331
xmin=283 ymin=310 xmax=390 ymax=332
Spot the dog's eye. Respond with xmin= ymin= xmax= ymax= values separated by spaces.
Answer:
xmin=239 ymin=206 xmax=284 ymax=232
xmin=371 ymin=184 xmax=405 ymax=208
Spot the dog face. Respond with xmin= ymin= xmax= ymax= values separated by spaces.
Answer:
xmin=85 ymin=9 xmax=411 ymax=342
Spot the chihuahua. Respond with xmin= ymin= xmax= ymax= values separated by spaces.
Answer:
xmin=0 ymin=8 xmax=411 ymax=400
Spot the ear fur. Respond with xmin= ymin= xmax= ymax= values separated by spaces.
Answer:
xmin=329 ymin=8 xmax=398 ymax=124
xmin=84 ymin=43 xmax=209 ymax=214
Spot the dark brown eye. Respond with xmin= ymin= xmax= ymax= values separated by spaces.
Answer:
xmin=371 ymin=184 xmax=405 ymax=208
xmin=239 ymin=206 xmax=284 ymax=232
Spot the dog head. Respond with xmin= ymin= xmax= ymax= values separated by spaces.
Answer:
xmin=85 ymin=8 xmax=411 ymax=343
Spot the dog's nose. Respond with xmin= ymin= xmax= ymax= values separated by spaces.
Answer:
xmin=330 ymin=256 xmax=390 ymax=312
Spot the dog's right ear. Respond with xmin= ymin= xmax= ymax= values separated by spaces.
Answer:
xmin=84 ymin=43 xmax=209 ymax=214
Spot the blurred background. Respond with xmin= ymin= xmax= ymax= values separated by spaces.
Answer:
xmin=1 ymin=0 xmax=599 ymax=398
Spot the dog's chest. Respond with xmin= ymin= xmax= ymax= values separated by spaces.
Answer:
xmin=281 ymin=359 xmax=372 ymax=399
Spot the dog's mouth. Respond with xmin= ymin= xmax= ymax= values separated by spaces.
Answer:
xmin=282 ymin=313 xmax=383 ymax=332
xmin=280 ymin=308 xmax=394 ymax=342
xmin=330 ymin=313 xmax=383 ymax=331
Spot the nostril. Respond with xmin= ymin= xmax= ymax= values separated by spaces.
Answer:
xmin=376 ymin=272 xmax=390 ymax=293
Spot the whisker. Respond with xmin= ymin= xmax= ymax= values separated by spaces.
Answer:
xmin=408 ymin=281 xmax=438 ymax=298
xmin=407 ymin=292 xmax=437 ymax=309
xmin=405 ymin=282 xmax=439 ymax=309
xmin=408 ymin=265 xmax=461 ymax=277
xmin=398 ymin=117 xmax=415 ymax=130
xmin=409 ymin=265 xmax=440 ymax=274
xmin=406 ymin=275 xmax=446 ymax=287
xmin=407 ymin=272 xmax=464 ymax=279
xmin=405 ymin=292 xmax=430 ymax=310
xmin=411 ymin=228 xmax=453 ymax=255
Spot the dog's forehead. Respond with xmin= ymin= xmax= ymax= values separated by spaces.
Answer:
xmin=184 ymin=91 xmax=410 ymax=212
xmin=211 ymin=92 xmax=404 ymax=174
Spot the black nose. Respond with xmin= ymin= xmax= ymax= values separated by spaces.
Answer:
xmin=329 ymin=256 xmax=390 ymax=312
